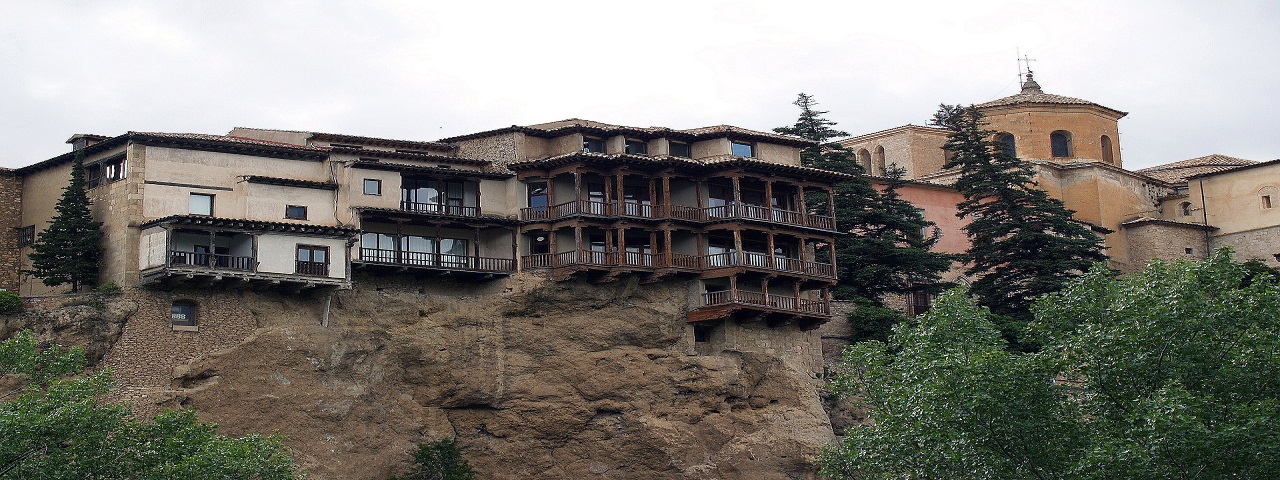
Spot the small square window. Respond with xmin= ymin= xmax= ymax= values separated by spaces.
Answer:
xmin=669 ymin=142 xmax=691 ymax=158
xmin=285 ymin=205 xmax=307 ymax=220
xmin=189 ymin=193 xmax=214 ymax=216
xmin=694 ymin=324 xmax=714 ymax=343
xmin=171 ymin=300 xmax=198 ymax=327
xmin=731 ymin=141 xmax=754 ymax=157
xmin=624 ymin=139 xmax=647 ymax=155
xmin=363 ymin=179 xmax=382 ymax=195
xmin=582 ymin=137 xmax=605 ymax=153
xmin=1185 ymin=248 xmax=1194 ymax=255
xmin=16 ymin=225 xmax=35 ymax=247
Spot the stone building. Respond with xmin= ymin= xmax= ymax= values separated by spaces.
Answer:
xmin=837 ymin=71 xmax=1279 ymax=275
xmin=9 ymin=120 xmax=847 ymax=332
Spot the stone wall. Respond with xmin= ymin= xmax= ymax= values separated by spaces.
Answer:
xmin=1123 ymin=221 xmax=1210 ymax=268
xmin=0 ymin=169 xmax=20 ymax=292
xmin=1213 ymin=225 xmax=1280 ymax=267
xmin=454 ymin=132 xmax=521 ymax=170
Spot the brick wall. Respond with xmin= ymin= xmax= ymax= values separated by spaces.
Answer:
xmin=0 ymin=170 xmax=21 ymax=292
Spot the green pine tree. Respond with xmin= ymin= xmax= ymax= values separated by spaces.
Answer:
xmin=934 ymin=105 xmax=1106 ymax=349
xmin=776 ymin=94 xmax=954 ymax=341
xmin=393 ymin=438 xmax=477 ymax=480
xmin=25 ymin=151 xmax=104 ymax=293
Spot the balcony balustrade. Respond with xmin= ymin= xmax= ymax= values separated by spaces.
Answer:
xmin=359 ymin=247 xmax=515 ymax=273
xmin=295 ymin=260 xmax=330 ymax=277
xmin=701 ymin=252 xmax=836 ymax=278
xmin=519 ymin=200 xmax=835 ymax=231
xmin=700 ymin=289 xmax=830 ymax=316
xmin=168 ymin=250 xmax=254 ymax=271
xmin=400 ymin=201 xmax=480 ymax=218
xmin=520 ymin=249 xmax=833 ymax=278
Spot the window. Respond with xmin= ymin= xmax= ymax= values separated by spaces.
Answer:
xmin=402 ymin=178 xmax=467 ymax=214
xmin=363 ymin=179 xmax=382 ymax=195
xmin=296 ymin=245 xmax=330 ymax=276
xmin=1179 ymin=202 xmax=1193 ymax=217
xmin=669 ymin=142 xmax=691 ymax=158
xmin=189 ymin=193 xmax=214 ymax=216
xmin=285 ymin=205 xmax=307 ymax=220
xmin=582 ymin=137 xmax=605 ymax=153
xmin=87 ymin=156 xmax=126 ymax=189
xmin=1184 ymin=248 xmax=1195 ymax=255
xmin=1050 ymin=131 xmax=1073 ymax=157
xmin=731 ymin=141 xmax=754 ymax=157
xmin=910 ymin=291 xmax=933 ymax=316
xmin=171 ymin=300 xmax=198 ymax=328
xmin=624 ymin=139 xmax=647 ymax=155
xmin=857 ymin=149 xmax=872 ymax=172
xmin=527 ymin=181 xmax=549 ymax=209
xmin=1101 ymin=135 xmax=1114 ymax=164
xmin=1264 ymin=195 xmax=1273 ymax=209
xmin=16 ymin=225 xmax=35 ymax=247
xmin=694 ymin=324 xmax=714 ymax=343
xmin=995 ymin=133 xmax=1016 ymax=157
xmin=530 ymin=234 xmax=550 ymax=255
xmin=873 ymin=145 xmax=887 ymax=175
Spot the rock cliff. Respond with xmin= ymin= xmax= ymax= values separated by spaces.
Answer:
xmin=3 ymin=273 xmax=836 ymax=479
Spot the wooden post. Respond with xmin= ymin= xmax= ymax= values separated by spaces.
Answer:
xmin=829 ymin=241 xmax=837 ymax=273
xmin=573 ymin=172 xmax=582 ymax=206
xmin=207 ymin=230 xmax=216 ymax=267
xmin=695 ymin=180 xmax=704 ymax=209
xmin=614 ymin=227 xmax=624 ymax=265
xmin=510 ymin=229 xmax=518 ymax=270
xmin=764 ymin=180 xmax=773 ymax=221
xmin=733 ymin=228 xmax=743 ymax=265
xmin=547 ymin=174 xmax=557 ymax=207
xmin=798 ymin=185 xmax=808 ymax=218
xmin=731 ymin=175 xmax=742 ymax=216
xmin=616 ymin=172 xmax=625 ymax=214
xmin=661 ymin=174 xmax=672 ymax=216
xmin=767 ymin=232 xmax=776 ymax=268
xmin=663 ymin=229 xmax=673 ymax=266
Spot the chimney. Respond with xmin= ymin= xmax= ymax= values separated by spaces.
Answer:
xmin=66 ymin=134 xmax=109 ymax=151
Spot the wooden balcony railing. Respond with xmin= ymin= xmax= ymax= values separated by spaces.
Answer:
xmin=295 ymin=261 xmax=330 ymax=277
xmin=700 ymin=289 xmax=830 ymax=315
xmin=400 ymin=201 xmax=480 ymax=218
xmin=518 ymin=199 xmax=835 ymax=230
xmin=699 ymin=252 xmax=836 ymax=278
xmin=168 ymin=250 xmax=254 ymax=271
xmin=359 ymin=247 xmax=515 ymax=273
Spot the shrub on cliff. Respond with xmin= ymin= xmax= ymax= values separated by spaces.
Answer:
xmin=0 ymin=330 xmax=300 ymax=479
xmin=820 ymin=251 xmax=1280 ymax=479
xmin=392 ymin=438 xmax=476 ymax=480
xmin=0 ymin=291 xmax=19 ymax=314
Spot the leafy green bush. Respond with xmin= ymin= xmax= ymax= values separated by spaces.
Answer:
xmin=393 ymin=438 xmax=476 ymax=480
xmin=0 ymin=291 xmax=20 ymax=314
xmin=93 ymin=282 xmax=122 ymax=295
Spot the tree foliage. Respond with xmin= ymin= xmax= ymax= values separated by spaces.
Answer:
xmin=934 ymin=104 xmax=1105 ymax=348
xmin=392 ymin=438 xmax=476 ymax=480
xmin=775 ymin=94 xmax=953 ymax=307
xmin=0 ymin=330 xmax=299 ymax=479
xmin=24 ymin=152 xmax=104 ymax=293
xmin=821 ymin=251 xmax=1280 ymax=479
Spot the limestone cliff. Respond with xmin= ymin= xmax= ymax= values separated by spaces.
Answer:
xmin=3 ymin=274 xmax=836 ymax=479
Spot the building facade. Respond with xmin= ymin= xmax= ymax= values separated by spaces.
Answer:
xmin=7 ymin=120 xmax=848 ymax=332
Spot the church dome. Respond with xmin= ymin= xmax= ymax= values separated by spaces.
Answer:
xmin=977 ymin=71 xmax=1128 ymax=118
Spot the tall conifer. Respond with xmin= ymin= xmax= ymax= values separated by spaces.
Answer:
xmin=26 ymin=151 xmax=104 ymax=292
xmin=934 ymin=105 xmax=1106 ymax=349
xmin=776 ymin=94 xmax=953 ymax=337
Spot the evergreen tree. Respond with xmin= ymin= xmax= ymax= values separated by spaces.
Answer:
xmin=934 ymin=105 xmax=1106 ymax=349
xmin=775 ymin=94 xmax=953 ymax=339
xmin=393 ymin=438 xmax=476 ymax=480
xmin=25 ymin=152 xmax=104 ymax=293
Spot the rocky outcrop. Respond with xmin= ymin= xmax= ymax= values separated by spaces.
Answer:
xmin=4 ymin=273 xmax=836 ymax=479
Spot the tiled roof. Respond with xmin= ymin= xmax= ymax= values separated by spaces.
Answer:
xmin=440 ymin=118 xmax=815 ymax=147
xmin=309 ymin=131 xmax=454 ymax=151
xmin=134 ymin=132 xmax=329 ymax=151
xmin=976 ymin=72 xmax=1126 ymax=117
xmin=1137 ymin=154 xmax=1257 ymax=183
xmin=509 ymin=152 xmax=852 ymax=181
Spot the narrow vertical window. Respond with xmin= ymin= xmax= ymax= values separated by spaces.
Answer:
xmin=995 ymin=133 xmax=1016 ymax=157
xmin=1180 ymin=202 xmax=1193 ymax=217
xmin=189 ymin=193 xmax=214 ymax=216
xmin=1263 ymin=195 xmax=1273 ymax=209
xmin=1101 ymin=135 xmax=1114 ymax=164
xmin=1050 ymin=131 xmax=1073 ymax=157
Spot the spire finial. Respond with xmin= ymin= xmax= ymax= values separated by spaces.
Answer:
xmin=1021 ymin=68 xmax=1042 ymax=94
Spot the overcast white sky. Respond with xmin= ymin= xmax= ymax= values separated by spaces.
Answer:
xmin=2 ymin=0 xmax=1277 ymax=170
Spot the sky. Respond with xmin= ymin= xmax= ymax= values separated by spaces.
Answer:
xmin=2 ymin=0 xmax=1278 ymax=170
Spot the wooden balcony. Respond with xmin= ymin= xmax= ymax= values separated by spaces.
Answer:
xmin=143 ymin=250 xmax=347 ymax=290
xmin=168 ymin=250 xmax=255 ymax=271
xmin=522 ymin=250 xmax=699 ymax=271
xmin=357 ymin=247 xmax=515 ymax=274
xmin=400 ymin=201 xmax=481 ymax=218
xmin=688 ymin=288 xmax=830 ymax=328
xmin=701 ymin=252 xmax=836 ymax=279
xmin=519 ymin=200 xmax=835 ymax=231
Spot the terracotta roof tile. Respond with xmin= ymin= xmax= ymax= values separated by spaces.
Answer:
xmin=976 ymin=72 xmax=1126 ymax=117
xmin=1137 ymin=154 xmax=1257 ymax=183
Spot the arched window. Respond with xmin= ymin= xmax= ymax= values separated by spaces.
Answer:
xmin=1050 ymin=130 xmax=1073 ymax=157
xmin=1179 ymin=202 xmax=1193 ymax=217
xmin=873 ymin=145 xmax=887 ymax=176
xmin=171 ymin=300 xmax=198 ymax=329
xmin=857 ymin=149 xmax=872 ymax=173
xmin=1100 ymin=135 xmax=1114 ymax=164
xmin=995 ymin=133 xmax=1016 ymax=157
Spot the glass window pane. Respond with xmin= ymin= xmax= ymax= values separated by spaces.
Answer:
xmin=313 ymin=249 xmax=326 ymax=263
xmin=363 ymin=179 xmax=381 ymax=195
xmin=670 ymin=142 xmax=691 ymax=158
xmin=731 ymin=142 xmax=754 ymax=157
xmin=189 ymin=194 xmax=213 ymax=215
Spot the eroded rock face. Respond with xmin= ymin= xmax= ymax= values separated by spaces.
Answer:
xmin=8 ymin=274 xmax=836 ymax=479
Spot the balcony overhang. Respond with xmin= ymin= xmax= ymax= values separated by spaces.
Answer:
xmin=140 ymin=265 xmax=349 ymax=291
xmin=356 ymin=207 xmax=520 ymax=228
xmin=141 ymin=215 xmax=359 ymax=238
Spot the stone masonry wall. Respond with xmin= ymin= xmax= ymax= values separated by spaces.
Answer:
xmin=1124 ymin=222 xmax=1210 ymax=268
xmin=0 ymin=170 xmax=20 ymax=292
xmin=1213 ymin=225 xmax=1280 ymax=267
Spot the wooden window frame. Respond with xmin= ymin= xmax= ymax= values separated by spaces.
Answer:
xmin=363 ymin=178 xmax=382 ymax=195
xmin=296 ymin=244 xmax=331 ymax=277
